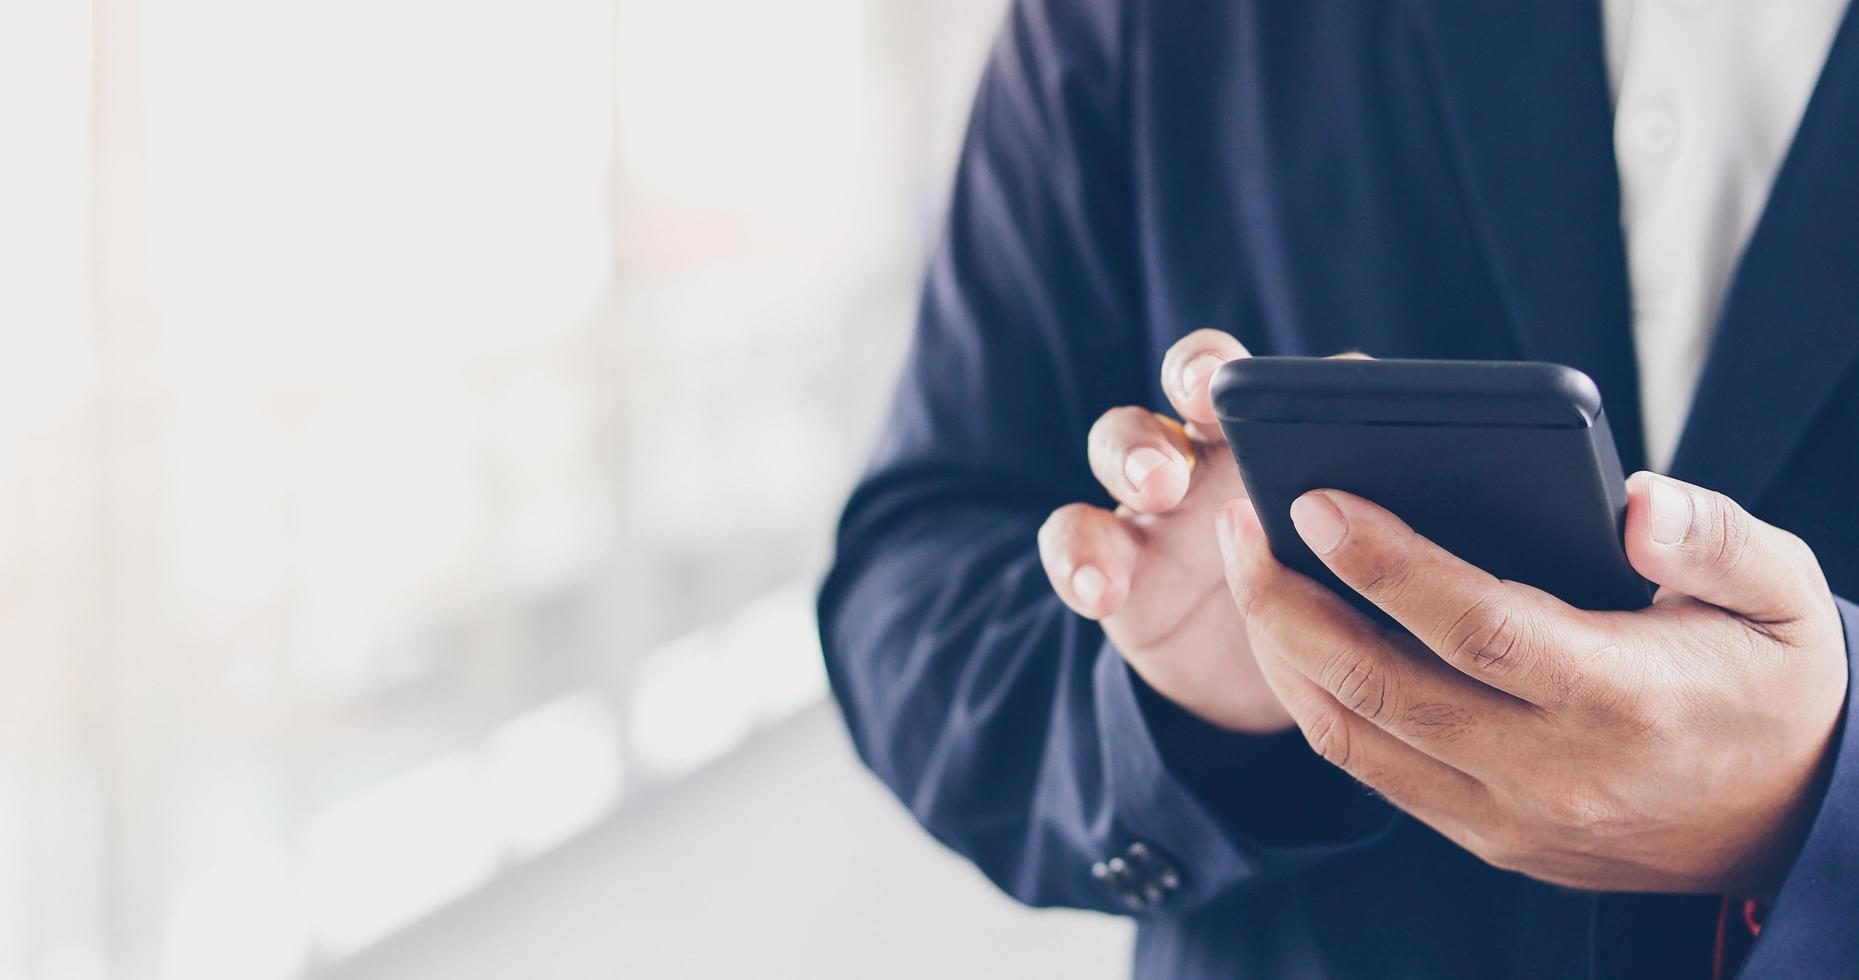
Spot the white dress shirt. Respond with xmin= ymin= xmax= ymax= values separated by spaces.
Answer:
xmin=1602 ymin=0 xmax=1849 ymax=470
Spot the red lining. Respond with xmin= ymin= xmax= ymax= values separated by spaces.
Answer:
xmin=1713 ymin=896 xmax=1731 ymax=980
xmin=1712 ymin=896 xmax=1766 ymax=980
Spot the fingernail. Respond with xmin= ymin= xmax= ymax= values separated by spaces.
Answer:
xmin=1649 ymin=477 xmax=1692 ymax=546
xmin=1071 ymin=565 xmax=1108 ymax=608
xmin=1181 ymin=353 xmax=1226 ymax=399
xmin=1123 ymin=447 xmax=1170 ymax=491
xmin=1215 ymin=507 xmax=1237 ymax=557
xmin=1290 ymin=492 xmax=1348 ymax=554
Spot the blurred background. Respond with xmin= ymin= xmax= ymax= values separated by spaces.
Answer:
xmin=0 ymin=0 xmax=1130 ymax=977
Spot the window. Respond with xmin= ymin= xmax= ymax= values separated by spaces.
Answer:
xmin=0 ymin=0 xmax=1006 ymax=976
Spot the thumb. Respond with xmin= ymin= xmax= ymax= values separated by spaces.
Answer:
xmin=1623 ymin=472 xmax=1826 ymax=623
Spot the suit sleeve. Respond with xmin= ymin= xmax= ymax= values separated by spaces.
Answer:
xmin=1738 ymin=594 xmax=1859 ymax=976
xmin=816 ymin=0 xmax=1394 ymax=917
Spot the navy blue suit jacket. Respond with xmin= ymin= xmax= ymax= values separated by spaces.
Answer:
xmin=819 ymin=2 xmax=1859 ymax=976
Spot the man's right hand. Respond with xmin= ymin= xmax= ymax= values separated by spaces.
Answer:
xmin=1037 ymin=329 xmax=1295 ymax=734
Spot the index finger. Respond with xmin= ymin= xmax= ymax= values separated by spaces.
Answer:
xmin=1220 ymin=497 xmax=1543 ymax=778
xmin=1287 ymin=489 xmax=1608 ymax=709
xmin=1160 ymin=329 xmax=1250 ymax=433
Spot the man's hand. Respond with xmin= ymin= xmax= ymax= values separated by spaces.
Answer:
xmin=1037 ymin=330 xmax=1294 ymax=733
xmin=1216 ymin=473 xmax=1849 ymax=897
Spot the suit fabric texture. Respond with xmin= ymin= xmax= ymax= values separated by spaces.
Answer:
xmin=819 ymin=2 xmax=1859 ymax=976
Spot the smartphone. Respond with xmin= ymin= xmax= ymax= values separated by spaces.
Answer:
xmin=1211 ymin=357 xmax=1651 ymax=617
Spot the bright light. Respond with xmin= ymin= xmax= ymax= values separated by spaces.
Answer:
xmin=613 ymin=0 xmax=863 ymax=220
xmin=160 ymin=845 xmax=305 ymax=980
xmin=0 ymin=773 xmax=20 ymax=980
xmin=628 ymin=584 xmax=829 ymax=779
xmin=140 ymin=0 xmax=615 ymax=391
xmin=34 ymin=945 xmax=103 ymax=980
xmin=0 ymin=0 xmax=93 ymax=438
xmin=484 ymin=692 xmax=626 ymax=861
xmin=7 ymin=0 xmax=981 ymax=971
xmin=302 ymin=754 xmax=501 ymax=959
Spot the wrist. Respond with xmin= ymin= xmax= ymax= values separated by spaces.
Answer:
xmin=1729 ymin=684 xmax=1847 ymax=900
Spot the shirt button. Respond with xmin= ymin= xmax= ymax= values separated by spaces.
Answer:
xmin=1622 ymin=101 xmax=1681 ymax=164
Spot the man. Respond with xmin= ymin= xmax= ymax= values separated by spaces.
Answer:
xmin=819 ymin=1 xmax=1859 ymax=976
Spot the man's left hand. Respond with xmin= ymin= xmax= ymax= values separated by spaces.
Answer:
xmin=1216 ymin=472 xmax=1848 ymax=899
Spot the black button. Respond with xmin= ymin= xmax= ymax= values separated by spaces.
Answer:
xmin=1128 ymin=843 xmax=1179 ymax=906
xmin=1092 ymin=842 xmax=1181 ymax=911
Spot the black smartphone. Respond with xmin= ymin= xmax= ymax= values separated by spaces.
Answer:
xmin=1211 ymin=357 xmax=1651 ymax=617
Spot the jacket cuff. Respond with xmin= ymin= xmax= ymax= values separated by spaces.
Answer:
xmin=1741 ymin=594 xmax=1859 ymax=977
xmin=1091 ymin=641 xmax=1398 ymax=914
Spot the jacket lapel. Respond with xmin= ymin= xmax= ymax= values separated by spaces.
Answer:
xmin=1413 ymin=0 xmax=1646 ymax=473
xmin=1666 ymin=3 xmax=1859 ymax=504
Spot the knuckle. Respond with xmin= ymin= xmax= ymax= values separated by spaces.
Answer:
xmin=1780 ymin=532 xmax=1833 ymax=609
xmin=1704 ymin=493 xmax=1752 ymax=573
xmin=1792 ymin=530 xmax=1824 ymax=570
xmin=1782 ymin=530 xmax=1821 ymax=577
xmin=1322 ymin=651 xmax=1397 ymax=726
xmin=1773 ymin=526 xmax=1806 ymax=556
xmin=1300 ymin=705 xmax=1354 ymax=770
xmin=1439 ymin=593 xmax=1525 ymax=677
xmin=1354 ymin=554 xmax=1418 ymax=608
xmin=1540 ymin=785 xmax=1615 ymax=833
